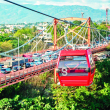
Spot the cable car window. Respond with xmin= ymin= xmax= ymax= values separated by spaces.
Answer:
xmin=59 ymin=56 xmax=88 ymax=69
xmin=73 ymin=56 xmax=86 ymax=61
xmin=88 ymin=54 xmax=95 ymax=74
xmin=60 ymin=56 xmax=86 ymax=61
xmin=88 ymin=54 xmax=94 ymax=67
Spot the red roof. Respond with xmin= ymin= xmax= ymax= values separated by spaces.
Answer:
xmin=60 ymin=49 xmax=88 ymax=56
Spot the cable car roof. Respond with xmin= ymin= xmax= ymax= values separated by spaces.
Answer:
xmin=60 ymin=49 xmax=90 ymax=56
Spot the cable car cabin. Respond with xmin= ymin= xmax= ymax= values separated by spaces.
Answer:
xmin=56 ymin=49 xmax=95 ymax=86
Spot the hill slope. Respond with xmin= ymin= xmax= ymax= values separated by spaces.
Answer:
xmin=0 ymin=3 xmax=108 ymax=24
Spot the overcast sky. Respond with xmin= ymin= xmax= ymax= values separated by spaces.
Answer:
xmin=1 ymin=0 xmax=110 ymax=9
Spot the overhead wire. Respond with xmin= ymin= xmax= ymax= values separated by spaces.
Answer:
xmin=31 ymin=21 xmax=53 ymax=52
xmin=4 ymin=0 xmax=110 ymax=33
xmin=1 ymin=0 xmax=110 ymax=58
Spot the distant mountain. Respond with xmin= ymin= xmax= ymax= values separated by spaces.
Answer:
xmin=0 ymin=3 xmax=109 ymax=24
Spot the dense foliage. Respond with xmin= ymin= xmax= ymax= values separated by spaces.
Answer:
xmin=106 ymin=44 xmax=110 ymax=51
xmin=0 ymin=59 xmax=110 ymax=109
xmin=0 ymin=21 xmax=110 ymax=109
xmin=0 ymin=26 xmax=37 ymax=53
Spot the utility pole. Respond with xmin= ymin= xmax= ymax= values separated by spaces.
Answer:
xmin=81 ymin=12 xmax=84 ymax=18
xmin=36 ymin=37 xmax=37 ymax=53
xmin=106 ymin=8 xmax=109 ymax=25
xmin=18 ymin=37 xmax=19 ymax=70
xmin=81 ymin=9 xmax=84 ymax=18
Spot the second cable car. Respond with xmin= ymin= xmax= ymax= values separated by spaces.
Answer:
xmin=56 ymin=48 xmax=95 ymax=86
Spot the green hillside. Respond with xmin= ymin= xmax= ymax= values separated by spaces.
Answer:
xmin=0 ymin=3 xmax=108 ymax=24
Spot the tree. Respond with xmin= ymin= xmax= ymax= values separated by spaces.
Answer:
xmin=93 ymin=22 xmax=98 ymax=28
xmin=1 ymin=41 xmax=12 ymax=52
xmin=73 ymin=20 xmax=82 ymax=25
xmin=32 ymin=26 xmax=37 ymax=32
xmin=97 ymin=24 xmax=108 ymax=37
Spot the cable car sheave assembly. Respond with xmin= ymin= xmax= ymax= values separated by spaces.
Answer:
xmin=56 ymin=49 xmax=96 ymax=86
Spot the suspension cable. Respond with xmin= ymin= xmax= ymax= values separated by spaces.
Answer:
xmin=31 ymin=23 xmax=53 ymax=52
xmin=0 ymin=21 xmax=53 ymax=55
xmin=82 ymin=27 xmax=88 ymax=45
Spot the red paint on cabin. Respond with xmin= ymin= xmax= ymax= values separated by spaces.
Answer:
xmin=56 ymin=49 xmax=95 ymax=86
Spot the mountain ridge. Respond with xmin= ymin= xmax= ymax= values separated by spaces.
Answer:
xmin=0 ymin=3 xmax=108 ymax=24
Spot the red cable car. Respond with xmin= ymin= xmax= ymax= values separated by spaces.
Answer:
xmin=56 ymin=49 xmax=95 ymax=86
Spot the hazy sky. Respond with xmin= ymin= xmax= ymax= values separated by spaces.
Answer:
xmin=1 ymin=0 xmax=110 ymax=9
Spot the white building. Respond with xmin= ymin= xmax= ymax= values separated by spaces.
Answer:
xmin=36 ymin=22 xmax=52 ymax=43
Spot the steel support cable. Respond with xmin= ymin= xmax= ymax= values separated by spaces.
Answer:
xmin=27 ymin=22 xmax=53 ymax=52
xmin=39 ymin=23 xmax=86 ymax=57
xmin=72 ymin=33 xmax=74 ymax=47
xmin=95 ymin=29 xmax=99 ymax=40
xmin=31 ymin=23 xmax=53 ymax=52
xmin=75 ymin=36 xmax=80 ymax=45
xmin=91 ymin=20 xmax=108 ymax=42
xmin=91 ymin=20 xmax=110 ymax=43
xmin=92 ymin=29 xmax=98 ymax=47
xmin=92 ymin=24 xmax=99 ymax=46
xmin=90 ymin=23 xmax=96 ymax=41
xmin=50 ymin=25 xmax=54 ymax=33
xmin=76 ymin=26 xmax=86 ymax=45
xmin=64 ymin=27 xmax=75 ymax=47
xmin=93 ymin=30 xmax=96 ymax=47
xmin=53 ymin=19 xmax=88 ymax=54
xmin=96 ymin=30 xmax=108 ymax=43
xmin=43 ymin=41 xmax=48 ymax=50
xmin=0 ymin=22 xmax=83 ymax=58
xmin=65 ymin=21 xmax=86 ymax=47
xmin=4 ymin=0 xmax=110 ymax=33
xmin=91 ymin=28 xmax=96 ymax=47
xmin=93 ymin=26 xmax=106 ymax=45
xmin=0 ymin=21 xmax=53 ymax=56
xmin=92 ymin=28 xmax=99 ymax=45
xmin=76 ymin=29 xmax=84 ymax=45
xmin=64 ymin=27 xmax=69 ymax=45
xmin=65 ymin=19 xmax=87 ymax=46
xmin=81 ymin=28 xmax=85 ymax=45
xmin=91 ymin=21 xmax=99 ymax=41
xmin=45 ymin=23 xmax=53 ymax=33
xmin=57 ymin=22 xmax=86 ymax=41
xmin=75 ymin=28 xmax=85 ymax=45
xmin=82 ymin=27 xmax=88 ymax=45
xmin=91 ymin=29 xmax=94 ymax=47
xmin=69 ymin=32 xmax=74 ymax=45
xmin=80 ymin=28 xmax=86 ymax=45
xmin=57 ymin=23 xmax=65 ymax=39
xmin=31 ymin=38 xmax=42 ymax=52
xmin=58 ymin=22 xmax=88 ymax=43
xmin=79 ymin=28 xmax=85 ymax=45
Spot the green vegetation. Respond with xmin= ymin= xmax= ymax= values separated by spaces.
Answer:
xmin=47 ymin=21 xmax=108 ymax=47
xmin=106 ymin=44 xmax=110 ymax=51
xmin=0 ymin=26 xmax=38 ymax=53
xmin=0 ymin=59 xmax=110 ymax=109
xmin=0 ymin=26 xmax=48 ymax=57
xmin=0 ymin=22 xmax=110 ymax=109
xmin=0 ymin=21 xmax=109 ymax=54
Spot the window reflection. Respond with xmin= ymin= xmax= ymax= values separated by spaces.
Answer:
xmin=59 ymin=56 xmax=88 ymax=68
